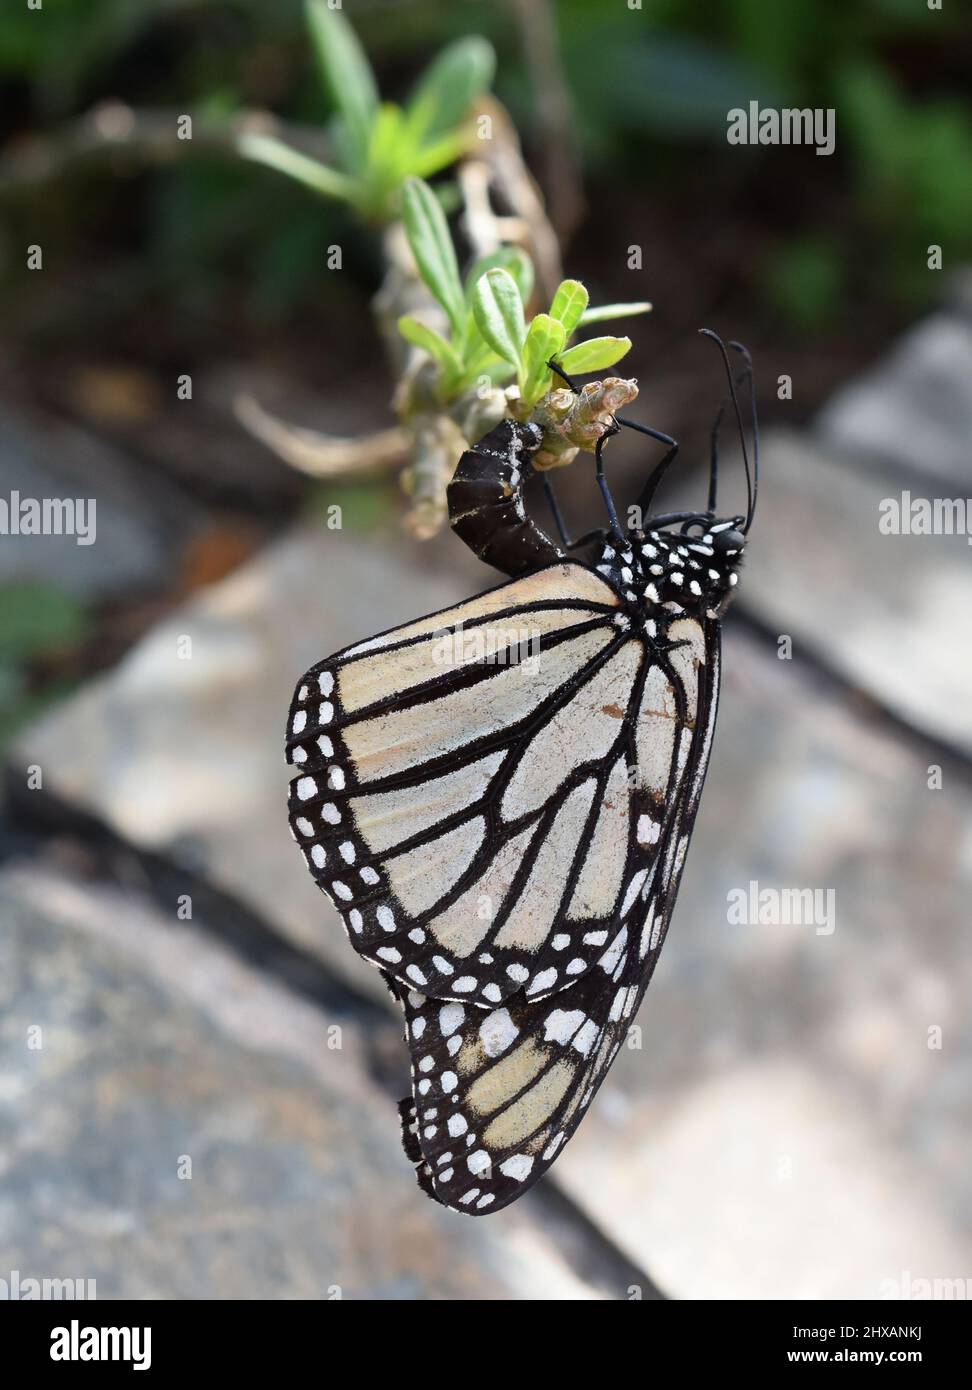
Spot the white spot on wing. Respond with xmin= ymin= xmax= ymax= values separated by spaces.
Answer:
xmin=599 ymin=927 xmax=628 ymax=975
xmin=499 ymin=1154 xmax=534 ymax=1181
xmin=543 ymin=1010 xmax=585 ymax=1044
xmin=480 ymin=1008 xmax=518 ymax=1057
xmin=439 ymin=1003 xmax=464 ymax=1036
xmin=573 ymin=1019 xmax=599 ymax=1056
xmin=621 ymin=869 xmax=648 ymax=916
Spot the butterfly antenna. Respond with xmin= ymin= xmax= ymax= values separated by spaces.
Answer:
xmin=708 ymin=403 xmax=725 ymax=516
xmin=698 ymin=328 xmax=752 ymax=530
xmin=728 ymin=340 xmax=759 ymax=531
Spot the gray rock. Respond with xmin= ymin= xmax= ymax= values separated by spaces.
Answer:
xmin=0 ymin=862 xmax=597 ymax=1300
xmin=553 ymin=625 xmax=972 ymax=1297
xmin=0 ymin=407 xmax=196 ymax=597
xmin=817 ymin=314 xmax=972 ymax=485
xmin=11 ymin=527 xmax=478 ymax=1000
xmin=739 ymin=429 xmax=972 ymax=758
xmin=11 ymin=521 xmax=971 ymax=1296
xmin=945 ymin=267 xmax=972 ymax=323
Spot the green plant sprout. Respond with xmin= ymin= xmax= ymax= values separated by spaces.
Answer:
xmin=233 ymin=5 xmax=651 ymax=535
xmin=239 ymin=1 xmax=494 ymax=223
xmin=398 ymin=177 xmax=651 ymax=422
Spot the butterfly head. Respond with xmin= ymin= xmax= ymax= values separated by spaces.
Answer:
xmin=699 ymin=516 xmax=747 ymax=614
xmin=608 ymin=511 xmax=746 ymax=621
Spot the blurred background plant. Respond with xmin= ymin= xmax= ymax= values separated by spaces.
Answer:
xmin=0 ymin=582 xmax=90 ymax=744
xmin=3 ymin=0 xmax=969 ymax=323
xmin=0 ymin=0 xmax=970 ymax=738
xmin=239 ymin=3 xmax=495 ymax=223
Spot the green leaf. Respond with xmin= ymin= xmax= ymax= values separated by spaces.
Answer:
xmin=409 ymin=128 xmax=470 ymax=179
xmin=555 ymin=336 xmax=632 ymax=375
xmin=402 ymin=178 xmax=466 ymax=335
xmin=461 ymin=247 xmax=533 ymax=362
xmin=400 ymin=87 xmax=440 ymax=152
xmin=407 ymin=37 xmax=495 ymax=144
xmin=579 ymin=301 xmax=653 ymax=325
xmin=360 ymin=103 xmax=415 ymax=213
xmin=456 ymin=356 xmax=517 ymax=391
xmin=548 ymin=279 xmax=589 ymax=336
xmin=458 ymin=326 xmax=517 ymax=379
xmin=305 ymin=0 xmax=379 ymax=172
xmin=464 ymin=247 xmax=534 ymax=305
xmin=397 ymin=315 xmax=462 ymax=377
xmin=237 ymin=132 xmax=359 ymax=202
xmin=520 ymin=313 xmax=567 ymax=406
xmin=366 ymin=102 xmax=405 ymax=176
xmin=471 ymin=268 xmax=526 ymax=368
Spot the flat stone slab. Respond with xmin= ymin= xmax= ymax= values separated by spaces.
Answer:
xmin=11 ymin=520 xmax=971 ymax=1296
xmin=0 ymin=407 xmax=193 ymax=597
xmin=817 ymin=313 xmax=972 ymax=486
xmin=739 ymin=429 xmax=972 ymax=758
xmin=0 ymin=861 xmax=596 ymax=1300
xmin=11 ymin=527 xmax=478 ymax=1000
xmin=551 ymin=625 xmax=972 ymax=1296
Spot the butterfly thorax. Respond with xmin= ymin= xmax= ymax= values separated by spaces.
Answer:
xmin=594 ymin=519 xmax=745 ymax=627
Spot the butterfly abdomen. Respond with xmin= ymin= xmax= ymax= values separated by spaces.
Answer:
xmin=448 ymin=418 xmax=564 ymax=578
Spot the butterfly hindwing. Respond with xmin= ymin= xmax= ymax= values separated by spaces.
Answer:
xmin=388 ymin=957 xmax=643 ymax=1214
xmin=388 ymin=621 xmax=721 ymax=1212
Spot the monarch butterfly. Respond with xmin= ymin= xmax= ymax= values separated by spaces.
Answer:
xmin=287 ymin=330 xmax=758 ymax=1214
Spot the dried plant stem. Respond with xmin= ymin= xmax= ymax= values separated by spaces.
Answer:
xmin=469 ymin=97 xmax=564 ymax=301
xmin=232 ymin=395 xmax=409 ymax=479
xmin=0 ymin=100 xmax=333 ymax=195
xmin=506 ymin=0 xmax=584 ymax=244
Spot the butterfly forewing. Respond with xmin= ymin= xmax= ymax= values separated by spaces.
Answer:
xmin=289 ymin=563 xmax=650 ymax=1006
xmin=286 ymin=558 xmax=721 ymax=1210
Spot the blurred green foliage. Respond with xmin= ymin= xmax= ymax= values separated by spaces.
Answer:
xmin=0 ymin=582 xmax=91 ymax=745
xmin=838 ymin=61 xmax=972 ymax=303
xmin=240 ymin=3 xmax=495 ymax=222
xmin=765 ymin=234 xmax=845 ymax=334
xmin=305 ymin=477 xmax=396 ymax=533
xmin=2 ymin=0 xmax=970 ymax=332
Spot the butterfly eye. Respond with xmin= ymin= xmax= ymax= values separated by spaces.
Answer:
xmin=710 ymin=527 xmax=746 ymax=556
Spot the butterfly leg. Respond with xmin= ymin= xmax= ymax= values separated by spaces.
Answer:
xmin=549 ymin=357 xmax=664 ymax=541
xmin=649 ymin=510 xmax=712 ymax=528
xmin=615 ymin=414 xmax=678 ymax=452
xmin=609 ymin=413 xmax=681 ymax=527
xmin=547 ymin=359 xmax=583 ymax=394
xmin=566 ymin=526 xmax=609 ymax=551
xmin=549 ymin=357 xmax=626 ymax=540
xmin=632 ymin=448 xmax=681 ymax=528
xmin=542 ymin=474 xmax=573 ymax=547
xmin=595 ymin=422 xmax=625 ymax=542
